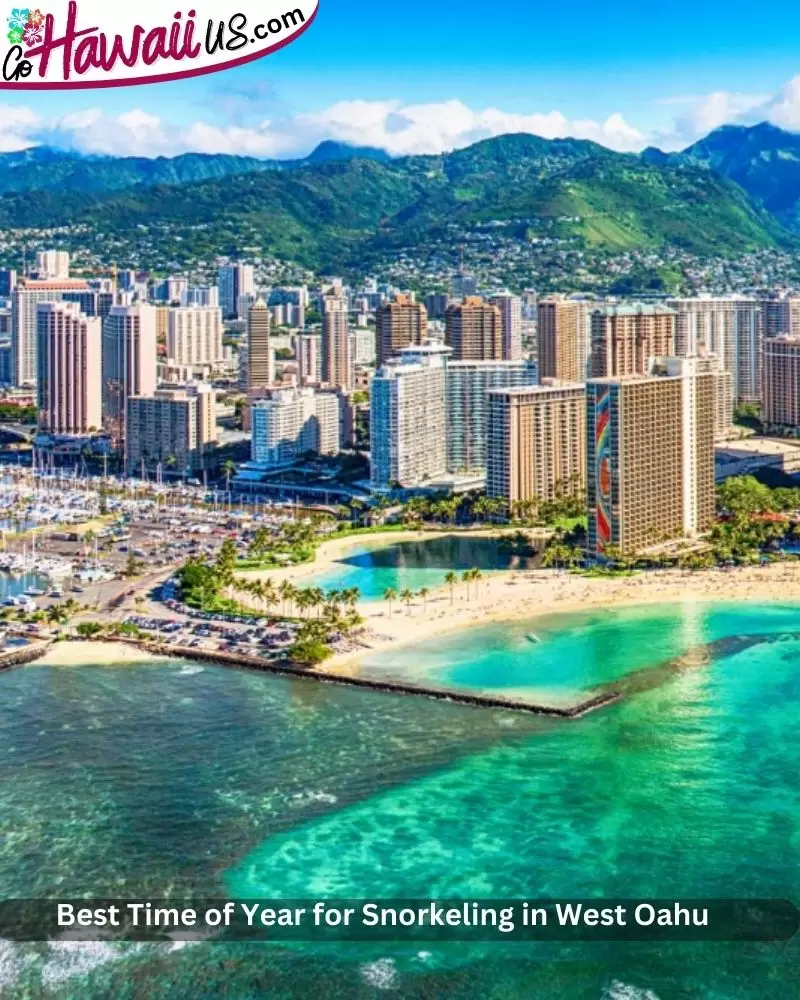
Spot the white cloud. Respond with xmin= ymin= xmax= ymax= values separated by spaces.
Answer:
xmin=0 ymin=97 xmax=649 ymax=160
xmin=1 ymin=81 xmax=800 ymax=162
xmin=0 ymin=102 xmax=41 ymax=151
xmin=762 ymin=75 xmax=800 ymax=131
xmin=294 ymin=99 xmax=647 ymax=155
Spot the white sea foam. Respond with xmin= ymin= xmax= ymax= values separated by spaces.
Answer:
xmin=0 ymin=938 xmax=29 ymax=989
xmin=40 ymin=941 xmax=121 ymax=988
xmin=604 ymin=980 xmax=661 ymax=1000
xmin=360 ymin=957 xmax=398 ymax=989
xmin=290 ymin=790 xmax=338 ymax=805
xmin=179 ymin=665 xmax=204 ymax=676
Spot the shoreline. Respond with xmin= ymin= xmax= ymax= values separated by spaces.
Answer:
xmin=34 ymin=640 xmax=170 ymax=667
xmin=230 ymin=526 xmax=800 ymax=675
xmin=320 ymin=561 xmax=800 ymax=675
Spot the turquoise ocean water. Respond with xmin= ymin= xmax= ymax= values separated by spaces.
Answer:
xmin=1 ymin=600 xmax=800 ymax=997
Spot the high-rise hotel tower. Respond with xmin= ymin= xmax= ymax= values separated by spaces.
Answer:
xmin=586 ymin=358 xmax=715 ymax=557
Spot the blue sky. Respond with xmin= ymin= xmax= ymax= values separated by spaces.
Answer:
xmin=1 ymin=0 xmax=800 ymax=157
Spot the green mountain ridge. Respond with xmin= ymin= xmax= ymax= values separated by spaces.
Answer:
xmin=0 ymin=140 xmax=391 ymax=195
xmin=0 ymin=131 xmax=793 ymax=271
xmin=658 ymin=122 xmax=800 ymax=230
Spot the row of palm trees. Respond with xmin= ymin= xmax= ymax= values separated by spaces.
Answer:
xmin=382 ymin=567 xmax=486 ymax=614
xmin=226 ymin=575 xmax=361 ymax=622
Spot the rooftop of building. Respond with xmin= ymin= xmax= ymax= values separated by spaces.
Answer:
xmin=487 ymin=381 xmax=585 ymax=397
xmin=18 ymin=278 xmax=89 ymax=289
xmin=591 ymin=303 xmax=676 ymax=317
xmin=715 ymin=436 xmax=800 ymax=458
xmin=586 ymin=370 xmax=704 ymax=386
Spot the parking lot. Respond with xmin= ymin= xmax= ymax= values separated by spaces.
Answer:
xmin=124 ymin=612 xmax=300 ymax=658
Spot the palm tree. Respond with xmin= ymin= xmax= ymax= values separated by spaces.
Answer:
xmin=400 ymin=588 xmax=414 ymax=613
xmin=418 ymin=586 xmax=430 ymax=611
xmin=462 ymin=569 xmax=472 ymax=600
xmin=342 ymin=587 xmax=360 ymax=608
xmin=295 ymin=589 xmax=314 ymax=618
xmin=279 ymin=579 xmax=295 ymax=617
xmin=445 ymin=571 xmax=458 ymax=605
xmin=470 ymin=567 xmax=483 ymax=595
xmin=309 ymin=587 xmax=325 ymax=618
xmin=383 ymin=587 xmax=397 ymax=617
xmin=262 ymin=579 xmax=278 ymax=615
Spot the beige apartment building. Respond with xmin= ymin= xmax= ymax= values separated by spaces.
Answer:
xmin=486 ymin=381 xmax=586 ymax=507
xmin=247 ymin=298 xmax=273 ymax=390
xmin=590 ymin=304 xmax=675 ymax=377
xmin=293 ymin=333 xmax=322 ymax=384
xmin=166 ymin=306 xmax=223 ymax=367
xmin=694 ymin=352 xmax=734 ymax=440
xmin=125 ymin=383 xmax=217 ymax=476
xmin=763 ymin=335 xmax=800 ymax=428
xmin=488 ymin=292 xmax=523 ymax=361
xmin=36 ymin=302 xmax=102 ymax=435
xmin=445 ymin=297 xmax=503 ymax=361
xmin=375 ymin=294 xmax=428 ymax=367
xmin=586 ymin=358 xmax=715 ymax=557
xmin=537 ymin=296 xmax=590 ymax=381
xmin=322 ymin=286 xmax=353 ymax=390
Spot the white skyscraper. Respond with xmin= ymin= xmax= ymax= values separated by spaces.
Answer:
xmin=446 ymin=359 xmax=538 ymax=473
xmin=251 ymin=389 xmax=340 ymax=467
xmin=666 ymin=295 xmax=764 ymax=404
xmin=35 ymin=250 xmax=70 ymax=280
xmin=370 ymin=345 xmax=449 ymax=489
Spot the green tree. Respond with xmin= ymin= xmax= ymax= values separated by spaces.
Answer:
xmin=445 ymin=571 xmax=458 ymax=605
xmin=289 ymin=637 xmax=332 ymax=666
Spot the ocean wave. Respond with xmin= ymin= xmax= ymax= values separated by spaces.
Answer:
xmin=290 ymin=790 xmax=338 ymax=805
xmin=0 ymin=939 xmax=31 ymax=989
xmin=360 ymin=957 xmax=398 ymax=990
xmin=40 ymin=941 xmax=121 ymax=988
xmin=604 ymin=980 xmax=661 ymax=1000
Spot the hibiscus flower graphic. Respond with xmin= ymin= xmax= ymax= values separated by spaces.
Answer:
xmin=6 ymin=25 xmax=22 ymax=44
xmin=6 ymin=7 xmax=29 ymax=31
xmin=26 ymin=7 xmax=43 ymax=26
xmin=22 ymin=20 xmax=40 ymax=45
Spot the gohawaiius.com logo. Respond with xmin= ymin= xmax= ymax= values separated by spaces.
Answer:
xmin=0 ymin=0 xmax=318 ymax=89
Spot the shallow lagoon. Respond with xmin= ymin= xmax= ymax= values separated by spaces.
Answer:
xmin=306 ymin=533 xmax=539 ymax=600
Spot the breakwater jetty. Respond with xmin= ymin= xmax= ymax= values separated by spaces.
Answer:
xmin=124 ymin=639 xmax=621 ymax=719
xmin=0 ymin=641 xmax=52 ymax=670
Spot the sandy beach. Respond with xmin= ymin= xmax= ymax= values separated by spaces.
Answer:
xmin=321 ymin=560 xmax=800 ymax=674
xmin=235 ymin=528 xmax=800 ymax=673
xmin=35 ymin=640 xmax=168 ymax=667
